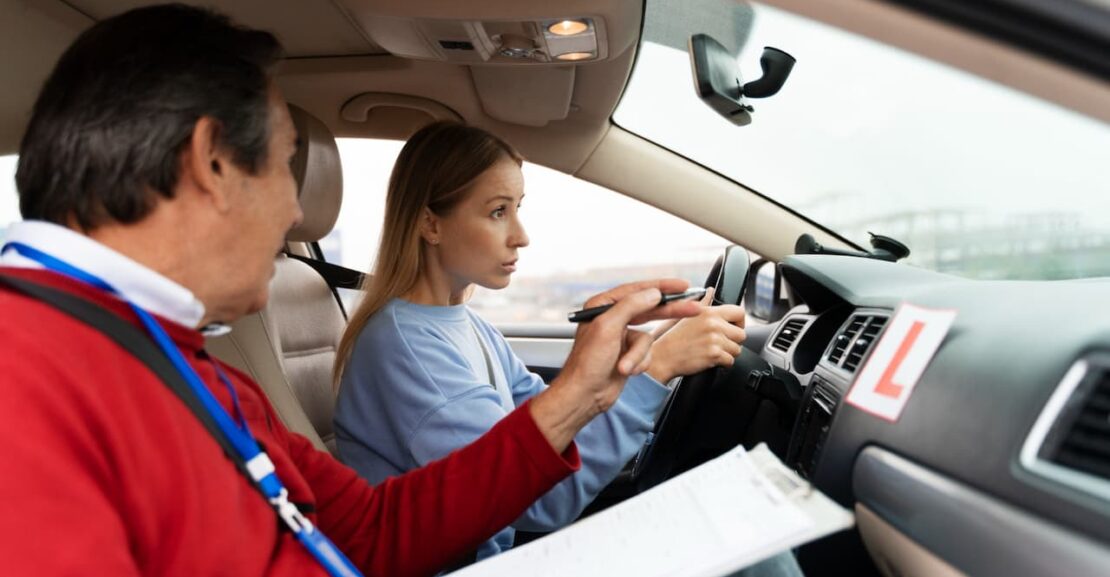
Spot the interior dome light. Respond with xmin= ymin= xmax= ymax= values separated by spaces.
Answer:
xmin=548 ymin=20 xmax=588 ymax=36
xmin=556 ymin=51 xmax=594 ymax=61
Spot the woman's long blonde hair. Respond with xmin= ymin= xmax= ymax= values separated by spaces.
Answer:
xmin=334 ymin=121 xmax=522 ymax=384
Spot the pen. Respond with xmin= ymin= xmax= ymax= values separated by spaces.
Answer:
xmin=567 ymin=287 xmax=707 ymax=323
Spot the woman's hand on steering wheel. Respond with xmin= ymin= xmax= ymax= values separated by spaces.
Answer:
xmin=645 ymin=289 xmax=746 ymax=384
xmin=650 ymin=287 xmax=715 ymax=338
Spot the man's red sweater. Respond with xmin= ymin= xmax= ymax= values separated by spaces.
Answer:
xmin=0 ymin=268 xmax=580 ymax=576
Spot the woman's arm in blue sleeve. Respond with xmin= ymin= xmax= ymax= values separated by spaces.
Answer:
xmin=399 ymin=317 xmax=672 ymax=532
xmin=490 ymin=334 xmax=672 ymax=532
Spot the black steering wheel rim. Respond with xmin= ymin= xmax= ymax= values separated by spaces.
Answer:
xmin=629 ymin=245 xmax=749 ymax=490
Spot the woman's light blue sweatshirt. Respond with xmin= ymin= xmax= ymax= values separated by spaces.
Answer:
xmin=334 ymin=298 xmax=670 ymax=560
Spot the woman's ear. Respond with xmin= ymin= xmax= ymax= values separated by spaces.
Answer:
xmin=419 ymin=207 xmax=440 ymax=246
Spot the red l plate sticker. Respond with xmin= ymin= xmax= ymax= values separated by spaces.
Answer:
xmin=845 ymin=303 xmax=957 ymax=422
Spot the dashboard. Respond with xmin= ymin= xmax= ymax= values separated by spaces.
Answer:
xmin=759 ymin=254 xmax=1110 ymax=575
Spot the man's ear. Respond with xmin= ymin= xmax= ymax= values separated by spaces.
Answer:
xmin=181 ymin=116 xmax=234 ymax=213
xmin=419 ymin=207 xmax=440 ymax=245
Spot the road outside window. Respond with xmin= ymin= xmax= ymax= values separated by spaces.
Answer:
xmin=326 ymin=139 xmax=732 ymax=325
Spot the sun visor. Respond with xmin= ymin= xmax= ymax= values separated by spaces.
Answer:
xmin=470 ymin=65 xmax=575 ymax=127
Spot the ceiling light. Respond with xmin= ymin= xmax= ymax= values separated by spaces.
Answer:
xmin=556 ymin=51 xmax=594 ymax=61
xmin=548 ymin=20 xmax=588 ymax=36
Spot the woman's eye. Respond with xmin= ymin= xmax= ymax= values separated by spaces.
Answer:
xmin=491 ymin=207 xmax=506 ymax=219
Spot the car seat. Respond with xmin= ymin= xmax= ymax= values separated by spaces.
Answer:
xmin=207 ymin=105 xmax=347 ymax=455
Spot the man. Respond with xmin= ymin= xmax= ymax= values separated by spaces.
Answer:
xmin=0 ymin=5 xmax=699 ymax=576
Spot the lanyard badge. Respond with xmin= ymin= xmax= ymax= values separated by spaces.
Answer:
xmin=2 ymin=242 xmax=364 ymax=577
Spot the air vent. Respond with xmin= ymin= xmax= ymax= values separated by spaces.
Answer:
xmin=771 ymin=317 xmax=809 ymax=353
xmin=1049 ymin=368 xmax=1110 ymax=480
xmin=828 ymin=316 xmax=865 ymax=364
xmin=1022 ymin=357 xmax=1110 ymax=501
xmin=843 ymin=316 xmax=888 ymax=372
xmin=827 ymin=314 xmax=888 ymax=373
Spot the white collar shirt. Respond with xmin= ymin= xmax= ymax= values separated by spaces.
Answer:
xmin=1 ymin=220 xmax=208 ymax=329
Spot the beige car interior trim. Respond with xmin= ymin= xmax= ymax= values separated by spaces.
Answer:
xmin=763 ymin=0 xmax=1110 ymax=123
xmin=856 ymin=503 xmax=966 ymax=577
xmin=276 ymin=44 xmax=636 ymax=171
xmin=210 ymin=105 xmax=349 ymax=456
xmin=338 ymin=92 xmax=464 ymax=140
xmin=471 ymin=65 xmax=576 ymax=126
xmin=287 ymin=105 xmax=344 ymax=243
xmin=206 ymin=310 xmax=330 ymax=452
xmin=343 ymin=0 xmax=641 ymax=58
xmin=576 ymin=126 xmax=852 ymax=260
xmin=341 ymin=92 xmax=463 ymax=124
xmin=260 ymin=254 xmax=347 ymax=455
xmin=356 ymin=13 xmax=611 ymax=65
xmin=72 ymin=0 xmax=383 ymax=57
xmin=0 ymin=1 xmax=90 ymax=154
xmin=503 ymin=337 xmax=574 ymax=369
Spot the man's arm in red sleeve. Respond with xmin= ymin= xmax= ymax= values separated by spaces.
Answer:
xmin=286 ymin=400 xmax=580 ymax=577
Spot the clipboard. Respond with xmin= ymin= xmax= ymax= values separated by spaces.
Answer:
xmin=453 ymin=443 xmax=854 ymax=577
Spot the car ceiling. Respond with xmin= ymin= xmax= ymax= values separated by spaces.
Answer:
xmin=0 ymin=0 xmax=645 ymax=173
xmin=73 ymin=0 xmax=390 ymax=56
xmin=5 ymin=0 xmax=1109 ymax=165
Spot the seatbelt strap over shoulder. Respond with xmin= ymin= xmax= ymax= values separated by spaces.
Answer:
xmin=1 ymin=263 xmax=364 ymax=577
xmin=0 ymin=273 xmax=251 ymax=481
xmin=283 ymin=251 xmax=367 ymax=319
xmin=285 ymin=253 xmax=365 ymax=290
xmin=470 ymin=322 xmax=514 ymax=412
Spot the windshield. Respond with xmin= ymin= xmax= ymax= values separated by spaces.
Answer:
xmin=614 ymin=0 xmax=1110 ymax=280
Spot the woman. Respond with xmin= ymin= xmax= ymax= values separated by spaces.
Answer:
xmin=332 ymin=122 xmax=747 ymax=561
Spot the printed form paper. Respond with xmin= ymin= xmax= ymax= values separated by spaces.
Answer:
xmin=454 ymin=444 xmax=854 ymax=577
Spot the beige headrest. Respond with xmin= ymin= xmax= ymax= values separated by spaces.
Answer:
xmin=287 ymin=105 xmax=342 ymax=242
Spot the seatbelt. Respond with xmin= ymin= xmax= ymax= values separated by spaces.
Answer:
xmin=283 ymin=251 xmax=367 ymax=319
xmin=471 ymin=323 xmax=497 ymax=388
xmin=285 ymin=253 xmax=365 ymax=290
xmin=471 ymin=322 xmax=514 ymax=412
xmin=0 ymin=273 xmax=248 ymax=477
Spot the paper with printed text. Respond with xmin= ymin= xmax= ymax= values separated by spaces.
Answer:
xmin=454 ymin=444 xmax=853 ymax=577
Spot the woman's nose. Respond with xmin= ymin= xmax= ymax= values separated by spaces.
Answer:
xmin=511 ymin=218 xmax=530 ymax=248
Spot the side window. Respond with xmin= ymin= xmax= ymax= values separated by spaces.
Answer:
xmin=0 ymin=155 xmax=18 ymax=242
xmin=320 ymin=139 xmax=404 ymax=271
xmin=327 ymin=138 xmax=736 ymax=325
xmin=469 ymin=165 xmax=732 ymax=325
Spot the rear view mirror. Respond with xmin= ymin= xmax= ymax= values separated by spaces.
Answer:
xmin=688 ymin=34 xmax=795 ymax=126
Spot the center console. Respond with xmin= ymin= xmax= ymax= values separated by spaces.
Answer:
xmin=788 ymin=375 xmax=840 ymax=478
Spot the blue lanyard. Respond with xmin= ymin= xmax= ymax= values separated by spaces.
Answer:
xmin=3 ymin=242 xmax=363 ymax=577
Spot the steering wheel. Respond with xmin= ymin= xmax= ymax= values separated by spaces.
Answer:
xmin=630 ymin=245 xmax=751 ymax=490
